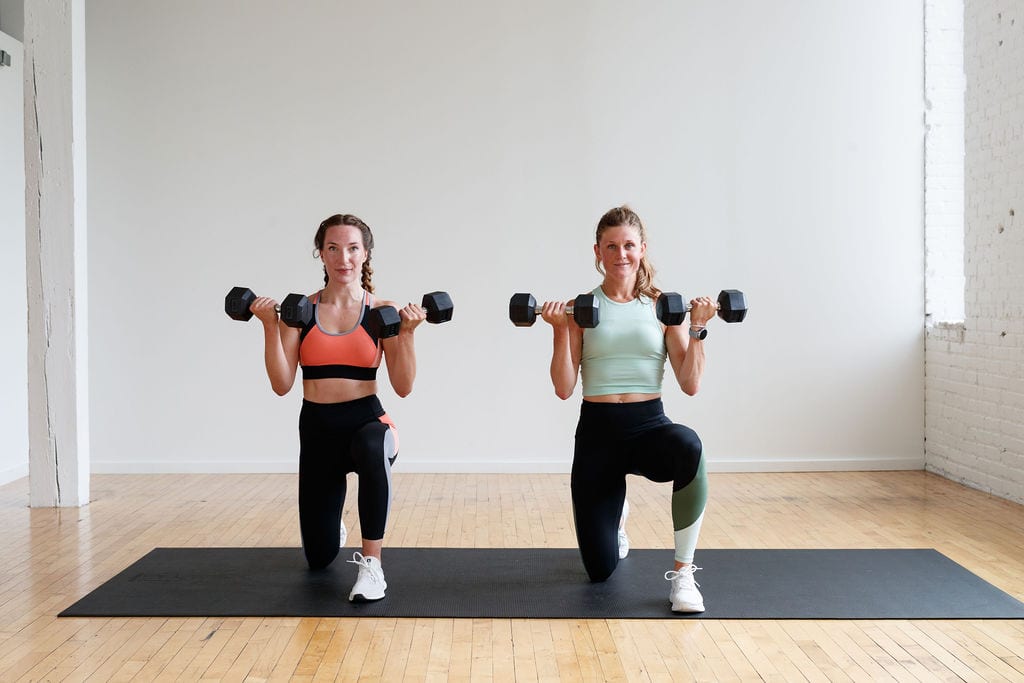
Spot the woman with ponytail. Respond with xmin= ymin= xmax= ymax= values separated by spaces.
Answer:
xmin=538 ymin=205 xmax=716 ymax=613
xmin=249 ymin=213 xmax=424 ymax=603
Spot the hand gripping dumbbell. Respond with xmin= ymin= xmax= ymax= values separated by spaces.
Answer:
xmin=225 ymin=286 xmax=313 ymax=328
xmin=509 ymin=293 xmax=600 ymax=328
xmin=367 ymin=291 xmax=455 ymax=340
xmin=655 ymin=289 xmax=748 ymax=325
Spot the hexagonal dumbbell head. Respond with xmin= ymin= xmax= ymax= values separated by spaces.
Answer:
xmin=570 ymin=294 xmax=600 ymax=328
xmin=509 ymin=293 xmax=539 ymax=327
xmin=717 ymin=289 xmax=748 ymax=323
xmin=225 ymin=286 xmax=257 ymax=321
xmin=655 ymin=292 xmax=687 ymax=326
xmin=422 ymin=291 xmax=454 ymax=324
xmin=367 ymin=305 xmax=402 ymax=340
xmin=279 ymin=293 xmax=313 ymax=328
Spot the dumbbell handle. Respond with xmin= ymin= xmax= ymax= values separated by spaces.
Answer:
xmin=682 ymin=302 xmax=722 ymax=313
xmin=532 ymin=303 xmax=581 ymax=315
xmin=659 ymin=289 xmax=747 ymax=325
xmin=246 ymin=301 xmax=287 ymax=317
xmin=237 ymin=294 xmax=285 ymax=315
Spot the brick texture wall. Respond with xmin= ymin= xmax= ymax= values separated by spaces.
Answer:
xmin=925 ymin=0 xmax=1024 ymax=503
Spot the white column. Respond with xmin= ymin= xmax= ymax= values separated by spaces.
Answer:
xmin=24 ymin=0 xmax=89 ymax=507
xmin=924 ymin=0 xmax=966 ymax=325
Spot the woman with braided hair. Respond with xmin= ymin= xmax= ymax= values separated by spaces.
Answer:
xmin=249 ymin=213 xmax=425 ymax=602
xmin=538 ymin=205 xmax=715 ymax=613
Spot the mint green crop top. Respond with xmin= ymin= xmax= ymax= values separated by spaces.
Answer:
xmin=581 ymin=287 xmax=667 ymax=396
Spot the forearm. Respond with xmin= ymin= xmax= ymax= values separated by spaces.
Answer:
xmin=385 ymin=331 xmax=417 ymax=397
xmin=263 ymin=322 xmax=296 ymax=395
xmin=549 ymin=327 xmax=578 ymax=399
xmin=675 ymin=336 xmax=705 ymax=396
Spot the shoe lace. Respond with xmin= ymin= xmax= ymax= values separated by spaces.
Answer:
xmin=664 ymin=564 xmax=702 ymax=588
xmin=347 ymin=552 xmax=384 ymax=583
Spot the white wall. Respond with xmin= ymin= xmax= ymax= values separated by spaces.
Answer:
xmin=86 ymin=1 xmax=926 ymax=473
xmin=0 ymin=0 xmax=24 ymax=41
xmin=924 ymin=0 xmax=966 ymax=325
xmin=926 ymin=0 xmax=1024 ymax=504
xmin=1 ymin=30 xmax=28 ymax=485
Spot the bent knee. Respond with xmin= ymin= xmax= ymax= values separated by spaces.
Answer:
xmin=351 ymin=422 xmax=399 ymax=469
xmin=304 ymin=545 xmax=339 ymax=570
xmin=585 ymin=559 xmax=617 ymax=583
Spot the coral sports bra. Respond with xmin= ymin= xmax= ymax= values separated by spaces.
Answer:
xmin=299 ymin=290 xmax=385 ymax=380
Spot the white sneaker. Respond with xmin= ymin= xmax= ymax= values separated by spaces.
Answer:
xmin=665 ymin=565 xmax=704 ymax=613
xmin=617 ymin=499 xmax=630 ymax=559
xmin=347 ymin=552 xmax=387 ymax=602
xmin=339 ymin=520 xmax=348 ymax=548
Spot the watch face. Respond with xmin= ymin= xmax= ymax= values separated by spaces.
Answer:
xmin=690 ymin=327 xmax=707 ymax=340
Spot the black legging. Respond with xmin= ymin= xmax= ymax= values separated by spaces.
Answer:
xmin=571 ymin=398 xmax=703 ymax=582
xmin=297 ymin=395 xmax=397 ymax=570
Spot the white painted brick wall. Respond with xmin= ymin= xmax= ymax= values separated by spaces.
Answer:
xmin=925 ymin=0 xmax=1024 ymax=504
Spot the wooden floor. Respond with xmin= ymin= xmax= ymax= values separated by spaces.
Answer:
xmin=1 ymin=470 xmax=1023 ymax=682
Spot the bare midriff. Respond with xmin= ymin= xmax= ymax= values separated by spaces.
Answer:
xmin=303 ymin=378 xmax=378 ymax=404
xmin=583 ymin=392 xmax=661 ymax=404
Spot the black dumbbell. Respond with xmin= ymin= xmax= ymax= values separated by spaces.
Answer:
xmin=509 ymin=293 xmax=600 ymax=328
xmin=366 ymin=291 xmax=455 ymax=340
xmin=655 ymin=289 xmax=748 ymax=325
xmin=420 ymin=291 xmax=455 ymax=324
xmin=225 ymin=286 xmax=313 ymax=328
xmin=366 ymin=305 xmax=402 ymax=339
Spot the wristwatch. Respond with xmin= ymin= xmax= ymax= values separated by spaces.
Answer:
xmin=689 ymin=326 xmax=708 ymax=341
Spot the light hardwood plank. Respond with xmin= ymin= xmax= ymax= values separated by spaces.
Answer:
xmin=0 ymin=471 xmax=1022 ymax=681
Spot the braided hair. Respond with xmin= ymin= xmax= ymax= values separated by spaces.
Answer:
xmin=594 ymin=205 xmax=661 ymax=301
xmin=313 ymin=213 xmax=375 ymax=293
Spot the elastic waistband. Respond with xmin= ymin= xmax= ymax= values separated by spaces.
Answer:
xmin=580 ymin=397 xmax=664 ymax=416
xmin=576 ymin=398 xmax=669 ymax=440
xmin=301 ymin=394 xmax=384 ymax=422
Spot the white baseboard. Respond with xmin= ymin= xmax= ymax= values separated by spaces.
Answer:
xmin=90 ymin=456 xmax=924 ymax=475
xmin=91 ymin=461 xmax=300 ymax=474
xmin=708 ymin=457 xmax=925 ymax=472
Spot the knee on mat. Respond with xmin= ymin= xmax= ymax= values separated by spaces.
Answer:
xmin=304 ymin=545 xmax=339 ymax=571
xmin=586 ymin=561 xmax=616 ymax=583
xmin=580 ymin=549 xmax=618 ymax=583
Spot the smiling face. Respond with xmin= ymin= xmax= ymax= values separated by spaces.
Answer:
xmin=320 ymin=224 xmax=368 ymax=286
xmin=594 ymin=224 xmax=646 ymax=282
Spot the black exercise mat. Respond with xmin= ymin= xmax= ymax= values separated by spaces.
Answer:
xmin=59 ymin=547 xmax=1024 ymax=619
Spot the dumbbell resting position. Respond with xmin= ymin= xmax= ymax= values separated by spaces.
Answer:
xmin=228 ymin=287 xmax=453 ymax=340
xmin=511 ymin=289 xmax=746 ymax=334
xmin=360 ymin=290 xmax=453 ymax=338
xmin=225 ymin=287 xmax=313 ymax=328
xmin=655 ymin=290 xmax=747 ymax=338
xmin=509 ymin=292 xmax=600 ymax=328
xmin=333 ymin=290 xmax=452 ymax=340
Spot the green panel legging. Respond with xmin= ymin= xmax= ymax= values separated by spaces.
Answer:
xmin=571 ymin=398 xmax=707 ymax=582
